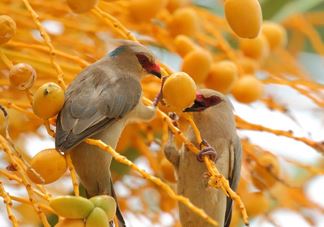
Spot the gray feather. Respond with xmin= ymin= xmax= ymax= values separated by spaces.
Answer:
xmin=55 ymin=61 xmax=142 ymax=152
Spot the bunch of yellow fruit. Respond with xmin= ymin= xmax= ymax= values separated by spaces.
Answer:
xmin=0 ymin=0 xmax=321 ymax=226
xmin=171 ymin=22 xmax=287 ymax=104
xmin=51 ymin=195 xmax=116 ymax=227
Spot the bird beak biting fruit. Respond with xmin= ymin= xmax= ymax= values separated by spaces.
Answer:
xmin=148 ymin=63 xmax=161 ymax=78
xmin=183 ymin=100 xmax=205 ymax=112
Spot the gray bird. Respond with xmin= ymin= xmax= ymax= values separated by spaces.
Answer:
xmin=55 ymin=41 xmax=161 ymax=227
xmin=164 ymin=89 xmax=241 ymax=227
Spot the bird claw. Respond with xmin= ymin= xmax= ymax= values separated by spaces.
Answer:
xmin=197 ymin=140 xmax=218 ymax=162
xmin=169 ymin=112 xmax=179 ymax=126
xmin=169 ymin=112 xmax=178 ymax=121
xmin=197 ymin=147 xmax=218 ymax=162
xmin=199 ymin=139 xmax=209 ymax=149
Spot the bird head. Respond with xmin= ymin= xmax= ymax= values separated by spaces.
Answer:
xmin=109 ymin=41 xmax=161 ymax=78
xmin=184 ymin=89 xmax=225 ymax=112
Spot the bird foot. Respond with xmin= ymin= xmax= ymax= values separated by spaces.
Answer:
xmin=197 ymin=139 xmax=218 ymax=162
xmin=168 ymin=112 xmax=179 ymax=121
xmin=169 ymin=112 xmax=179 ymax=127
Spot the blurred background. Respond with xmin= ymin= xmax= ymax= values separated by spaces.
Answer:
xmin=0 ymin=0 xmax=324 ymax=226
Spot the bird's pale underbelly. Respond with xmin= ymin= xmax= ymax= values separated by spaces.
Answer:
xmin=70 ymin=119 xmax=127 ymax=197
xmin=177 ymin=131 xmax=230 ymax=227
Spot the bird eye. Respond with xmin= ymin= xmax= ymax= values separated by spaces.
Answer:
xmin=207 ymin=96 xmax=223 ymax=106
xmin=136 ymin=54 xmax=150 ymax=66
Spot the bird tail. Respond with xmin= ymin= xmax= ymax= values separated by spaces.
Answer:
xmin=109 ymin=176 xmax=126 ymax=227
xmin=224 ymin=201 xmax=232 ymax=227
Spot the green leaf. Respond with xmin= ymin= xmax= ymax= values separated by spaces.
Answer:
xmin=272 ymin=0 xmax=324 ymax=21
xmin=261 ymin=0 xmax=292 ymax=20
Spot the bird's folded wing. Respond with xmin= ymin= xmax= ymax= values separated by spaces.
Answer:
xmin=55 ymin=69 xmax=141 ymax=152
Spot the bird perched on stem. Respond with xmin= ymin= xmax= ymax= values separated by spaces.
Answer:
xmin=55 ymin=41 xmax=161 ymax=227
xmin=164 ymin=89 xmax=241 ymax=227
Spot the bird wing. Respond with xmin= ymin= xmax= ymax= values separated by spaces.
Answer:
xmin=55 ymin=66 xmax=141 ymax=152
xmin=224 ymin=135 xmax=242 ymax=227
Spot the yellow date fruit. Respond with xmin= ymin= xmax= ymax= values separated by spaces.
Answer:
xmin=162 ymin=72 xmax=197 ymax=111
xmin=174 ymin=35 xmax=197 ymax=57
xmin=50 ymin=196 xmax=94 ymax=219
xmin=9 ymin=63 xmax=36 ymax=90
xmin=205 ymin=61 xmax=238 ymax=94
xmin=168 ymin=8 xmax=199 ymax=36
xmin=0 ymin=15 xmax=16 ymax=44
xmin=86 ymin=207 xmax=108 ymax=227
xmin=89 ymin=195 xmax=116 ymax=221
xmin=225 ymin=0 xmax=262 ymax=38
xmin=32 ymin=82 xmax=64 ymax=119
xmin=262 ymin=22 xmax=287 ymax=50
xmin=237 ymin=57 xmax=258 ymax=74
xmin=181 ymin=49 xmax=212 ymax=83
xmin=231 ymin=76 xmax=264 ymax=103
xmin=240 ymin=34 xmax=270 ymax=60
xmin=27 ymin=149 xmax=67 ymax=184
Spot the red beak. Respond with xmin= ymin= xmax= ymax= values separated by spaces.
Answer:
xmin=147 ymin=63 xmax=161 ymax=78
